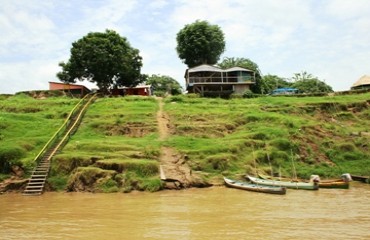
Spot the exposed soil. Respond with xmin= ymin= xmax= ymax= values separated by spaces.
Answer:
xmin=156 ymin=98 xmax=208 ymax=189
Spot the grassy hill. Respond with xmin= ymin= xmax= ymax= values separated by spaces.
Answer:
xmin=1 ymin=92 xmax=369 ymax=192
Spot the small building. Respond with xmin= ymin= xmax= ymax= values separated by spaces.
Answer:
xmin=271 ymin=88 xmax=299 ymax=95
xmin=111 ymin=85 xmax=152 ymax=96
xmin=124 ymin=85 xmax=152 ymax=96
xmin=185 ymin=64 xmax=255 ymax=97
xmin=49 ymin=81 xmax=91 ymax=96
xmin=351 ymin=75 xmax=370 ymax=90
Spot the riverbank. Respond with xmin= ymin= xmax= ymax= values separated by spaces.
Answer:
xmin=1 ymin=92 xmax=369 ymax=193
xmin=1 ymin=183 xmax=370 ymax=240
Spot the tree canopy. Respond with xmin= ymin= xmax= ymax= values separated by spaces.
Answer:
xmin=57 ymin=29 xmax=143 ymax=93
xmin=176 ymin=20 xmax=225 ymax=68
xmin=145 ymin=74 xmax=182 ymax=96
xmin=218 ymin=57 xmax=265 ymax=94
xmin=291 ymin=71 xmax=333 ymax=93
xmin=262 ymin=74 xmax=291 ymax=94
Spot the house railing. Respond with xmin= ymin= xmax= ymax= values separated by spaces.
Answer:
xmin=188 ymin=76 xmax=255 ymax=84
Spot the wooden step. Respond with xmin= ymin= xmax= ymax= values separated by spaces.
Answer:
xmin=34 ymin=168 xmax=49 ymax=172
xmin=28 ymin=178 xmax=45 ymax=182
xmin=32 ymin=170 xmax=48 ymax=173
xmin=23 ymin=192 xmax=42 ymax=196
xmin=27 ymin=182 xmax=45 ymax=185
xmin=23 ymin=189 xmax=43 ymax=193
xmin=25 ymin=185 xmax=44 ymax=189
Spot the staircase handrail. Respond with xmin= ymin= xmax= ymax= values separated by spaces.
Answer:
xmin=49 ymin=94 xmax=97 ymax=155
xmin=32 ymin=94 xmax=91 ymax=164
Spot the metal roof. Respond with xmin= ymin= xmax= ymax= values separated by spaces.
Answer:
xmin=224 ymin=66 xmax=253 ymax=72
xmin=187 ymin=64 xmax=222 ymax=73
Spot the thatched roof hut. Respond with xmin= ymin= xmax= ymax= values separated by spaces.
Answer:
xmin=351 ymin=75 xmax=370 ymax=90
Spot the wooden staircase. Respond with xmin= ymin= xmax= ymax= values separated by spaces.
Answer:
xmin=23 ymin=94 xmax=96 ymax=196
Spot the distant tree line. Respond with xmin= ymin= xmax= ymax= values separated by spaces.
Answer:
xmin=176 ymin=20 xmax=333 ymax=94
xmin=56 ymin=21 xmax=333 ymax=95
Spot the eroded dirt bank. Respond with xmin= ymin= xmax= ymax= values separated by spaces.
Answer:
xmin=156 ymin=97 xmax=210 ymax=189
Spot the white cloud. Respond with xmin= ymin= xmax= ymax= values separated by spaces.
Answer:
xmin=1 ymin=0 xmax=370 ymax=93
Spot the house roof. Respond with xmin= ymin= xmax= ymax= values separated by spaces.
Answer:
xmin=352 ymin=75 xmax=370 ymax=88
xmin=187 ymin=64 xmax=222 ymax=73
xmin=224 ymin=66 xmax=254 ymax=72
xmin=122 ymin=85 xmax=151 ymax=89
xmin=49 ymin=81 xmax=90 ymax=90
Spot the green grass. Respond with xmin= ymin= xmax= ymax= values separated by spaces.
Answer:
xmin=1 ymin=92 xmax=370 ymax=191
xmin=0 ymin=94 xmax=79 ymax=173
xmin=164 ymin=93 xmax=370 ymax=179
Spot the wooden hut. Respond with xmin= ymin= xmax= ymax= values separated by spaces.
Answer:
xmin=351 ymin=75 xmax=370 ymax=90
xmin=49 ymin=82 xmax=91 ymax=96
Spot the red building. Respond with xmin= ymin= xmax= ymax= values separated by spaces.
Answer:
xmin=49 ymin=82 xmax=91 ymax=96
xmin=111 ymin=85 xmax=152 ymax=96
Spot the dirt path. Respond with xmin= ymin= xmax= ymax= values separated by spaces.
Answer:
xmin=156 ymin=98 xmax=193 ymax=189
xmin=156 ymin=98 xmax=170 ymax=140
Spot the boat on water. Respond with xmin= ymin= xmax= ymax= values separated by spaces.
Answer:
xmin=247 ymin=175 xmax=319 ymax=190
xmin=350 ymin=175 xmax=369 ymax=183
xmin=223 ymin=177 xmax=286 ymax=195
xmin=258 ymin=173 xmax=351 ymax=189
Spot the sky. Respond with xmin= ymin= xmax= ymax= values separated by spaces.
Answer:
xmin=1 ymin=0 xmax=370 ymax=94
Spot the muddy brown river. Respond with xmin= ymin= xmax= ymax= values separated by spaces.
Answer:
xmin=1 ymin=183 xmax=369 ymax=240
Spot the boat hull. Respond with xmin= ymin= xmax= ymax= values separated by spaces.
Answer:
xmin=247 ymin=175 xmax=319 ymax=190
xmin=319 ymin=180 xmax=349 ymax=189
xmin=351 ymin=175 xmax=369 ymax=183
xmin=224 ymin=177 xmax=286 ymax=195
xmin=258 ymin=173 xmax=349 ymax=189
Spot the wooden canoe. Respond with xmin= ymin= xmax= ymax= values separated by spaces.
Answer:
xmin=224 ymin=177 xmax=286 ymax=195
xmin=258 ymin=173 xmax=350 ymax=189
xmin=247 ymin=175 xmax=319 ymax=190
xmin=351 ymin=175 xmax=369 ymax=183
xmin=318 ymin=180 xmax=349 ymax=189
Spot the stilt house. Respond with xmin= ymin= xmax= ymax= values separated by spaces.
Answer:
xmin=185 ymin=64 xmax=256 ymax=97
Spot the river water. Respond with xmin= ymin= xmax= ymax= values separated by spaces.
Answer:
xmin=0 ymin=182 xmax=369 ymax=240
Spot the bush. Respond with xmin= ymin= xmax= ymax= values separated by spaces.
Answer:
xmin=336 ymin=143 xmax=356 ymax=152
xmin=138 ymin=178 xmax=163 ymax=192
xmin=98 ymin=178 xmax=119 ymax=193
xmin=270 ymin=138 xmax=293 ymax=151
xmin=0 ymin=146 xmax=26 ymax=173
xmin=243 ymin=90 xmax=259 ymax=98
xmin=48 ymin=175 xmax=68 ymax=191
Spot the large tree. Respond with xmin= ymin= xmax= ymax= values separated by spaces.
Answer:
xmin=146 ymin=74 xmax=182 ymax=96
xmin=218 ymin=57 xmax=265 ymax=94
xmin=291 ymin=71 xmax=333 ymax=93
xmin=263 ymin=74 xmax=291 ymax=94
xmin=176 ymin=20 xmax=225 ymax=68
xmin=57 ymin=29 xmax=143 ymax=93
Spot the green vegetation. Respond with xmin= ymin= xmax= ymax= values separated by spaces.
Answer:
xmin=163 ymin=93 xmax=370 ymax=180
xmin=49 ymin=96 xmax=162 ymax=192
xmin=176 ymin=20 xmax=225 ymax=67
xmin=1 ymin=92 xmax=369 ymax=192
xmin=145 ymin=74 xmax=183 ymax=96
xmin=0 ymin=94 xmax=79 ymax=174
xmin=57 ymin=29 xmax=143 ymax=93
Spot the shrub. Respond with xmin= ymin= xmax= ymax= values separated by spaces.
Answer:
xmin=242 ymin=90 xmax=260 ymax=98
xmin=270 ymin=138 xmax=293 ymax=151
xmin=96 ymin=159 xmax=159 ymax=177
xmin=98 ymin=178 xmax=119 ymax=193
xmin=138 ymin=178 xmax=163 ymax=192
xmin=167 ymin=95 xmax=184 ymax=102
xmin=0 ymin=146 xmax=26 ymax=173
xmin=251 ymin=132 xmax=269 ymax=140
xmin=205 ymin=154 xmax=231 ymax=171
xmin=336 ymin=143 xmax=356 ymax=152
xmin=48 ymin=175 xmax=68 ymax=191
